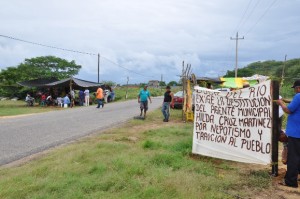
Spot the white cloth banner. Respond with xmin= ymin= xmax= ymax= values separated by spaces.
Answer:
xmin=192 ymin=80 xmax=273 ymax=165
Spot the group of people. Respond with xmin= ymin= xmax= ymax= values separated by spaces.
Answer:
xmin=138 ymin=85 xmax=174 ymax=122
xmin=26 ymin=87 xmax=116 ymax=109
xmin=61 ymin=88 xmax=92 ymax=108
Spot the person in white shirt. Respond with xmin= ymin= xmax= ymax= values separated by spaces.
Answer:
xmin=84 ymin=88 xmax=90 ymax=106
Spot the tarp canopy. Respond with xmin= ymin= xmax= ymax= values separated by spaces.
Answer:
xmin=220 ymin=77 xmax=261 ymax=88
xmin=18 ymin=78 xmax=59 ymax=88
xmin=196 ymin=77 xmax=224 ymax=84
xmin=46 ymin=77 xmax=102 ymax=89
xmin=18 ymin=77 xmax=102 ymax=89
xmin=221 ymin=77 xmax=246 ymax=88
xmin=242 ymin=74 xmax=269 ymax=83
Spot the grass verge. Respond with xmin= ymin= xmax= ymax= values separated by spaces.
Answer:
xmin=0 ymin=101 xmax=58 ymax=117
xmin=0 ymin=109 xmax=276 ymax=199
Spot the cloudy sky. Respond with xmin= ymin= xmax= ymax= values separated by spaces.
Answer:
xmin=0 ymin=0 xmax=299 ymax=84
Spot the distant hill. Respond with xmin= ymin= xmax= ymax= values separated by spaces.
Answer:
xmin=223 ymin=58 xmax=300 ymax=98
xmin=224 ymin=58 xmax=300 ymax=83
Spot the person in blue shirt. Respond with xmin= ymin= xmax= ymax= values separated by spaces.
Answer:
xmin=138 ymin=85 xmax=152 ymax=119
xmin=63 ymin=94 xmax=71 ymax=107
xmin=277 ymin=80 xmax=300 ymax=188
xmin=79 ymin=90 xmax=85 ymax=106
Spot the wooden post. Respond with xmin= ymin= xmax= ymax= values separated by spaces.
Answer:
xmin=182 ymin=61 xmax=184 ymax=121
xmin=125 ymin=76 xmax=129 ymax=99
xmin=98 ymin=53 xmax=100 ymax=83
xmin=272 ymin=80 xmax=279 ymax=176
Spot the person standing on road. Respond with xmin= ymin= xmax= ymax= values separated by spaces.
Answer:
xmin=79 ymin=89 xmax=85 ymax=106
xmin=277 ymin=79 xmax=300 ymax=188
xmin=138 ymin=85 xmax=152 ymax=119
xmin=63 ymin=94 xmax=70 ymax=108
xmin=96 ymin=87 xmax=104 ymax=108
xmin=84 ymin=88 xmax=90 ymax=106
xmin=162 ymin=86 xmax=174 ymax=122
xmin=70 ymin=89 xmax=75 ymax=108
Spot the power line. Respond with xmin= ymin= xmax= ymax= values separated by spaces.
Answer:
xmin=0 ymin=34 xmax=154 ymax=78
xmin=234 ymin=0 xmax=253 ymax=34
xmin=245 ymin=0 xmax=278 ymax=35
xmin=102 ymin=56 xmax=154 ymax=78
xmin=0 ymin=34 xmax=97 ymax=56
xmin=238 ymin=0 xmax=261 ymax=32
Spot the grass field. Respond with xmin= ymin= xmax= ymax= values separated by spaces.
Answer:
xmin=0 ymin=100 xmax=58 ymax=117
xmin=0 ymin=109 xmax=278 ymax=199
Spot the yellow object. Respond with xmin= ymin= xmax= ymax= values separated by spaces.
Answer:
xmin=185 ymin=80 xmax=192 ymax=112
xmin=220 ymin=77 xmax=249 ymax=89
xmin=186 ymin=111 xmax=194 ymax=122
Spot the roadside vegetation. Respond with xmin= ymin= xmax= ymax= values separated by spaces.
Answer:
xmin=0 ymin=109 xmax=281 ymax=199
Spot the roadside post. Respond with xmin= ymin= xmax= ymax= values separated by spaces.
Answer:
xmin=271 ymin=80 xmax=279 ymax=176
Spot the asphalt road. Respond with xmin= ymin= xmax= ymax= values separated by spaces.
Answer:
xmin=0 ymin=97 xmax=163 ymax=166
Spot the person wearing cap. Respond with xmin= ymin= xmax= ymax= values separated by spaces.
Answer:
xmin=162 ymin=86 xmax=174 ymax=122
xmin=138 ymin=85 xmax=152 ymax=119
xmin=277 ymin=79 xmax=300 ymax=188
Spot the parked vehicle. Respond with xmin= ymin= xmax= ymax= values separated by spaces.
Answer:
xmin=173 ymin=91 xmax=184 ymax=109
xmin=214 ymin=88 xmax=230 ymax=92
xmin=172 ymin=90 xmax=195 ymax=110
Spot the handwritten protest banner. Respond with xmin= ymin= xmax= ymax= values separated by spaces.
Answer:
xmin=192 ymin=80 xmax=272 ymax=165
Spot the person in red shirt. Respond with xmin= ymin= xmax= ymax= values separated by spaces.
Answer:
xmin=41 ymin=93 xmax=46 ymax=106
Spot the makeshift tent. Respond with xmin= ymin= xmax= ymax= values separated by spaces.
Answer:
xmin=220 ymin=77 xmax=258 ymax=88
xmin=18 ymin=78 xmax=59 ymax=88
xmin=45 ymin=77 xmax=102 ymax=90
xmin=242 ymin=74 xmax=269 ymax=83
xmin=220 ymin=77 xmax=244 ymax=88
xmin=196 ymin=77 xmax=224 ymax=84
xmin=18 ymin=77 xmax=102 ymax=90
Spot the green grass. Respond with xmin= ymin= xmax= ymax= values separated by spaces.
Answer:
xmin=0 ymin=100 xmax=57 ymax=117
xmin=0 ymin=109 xmax=273 ymax=199
xmin=114 ymin=87 xmax=165 ymax=101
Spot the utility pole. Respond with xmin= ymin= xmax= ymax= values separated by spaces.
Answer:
xmin=281 ymin=55 xmax=287 ymax=87
xmin=230 ymin=32 xmax=244 ymax=78
xmin=125 ymin=76 xmax=129 ymax=99
xmin=97 ymin=53 xmax=100 ymax=83
xmin=161 ymin=74 xmax=163 ymax=91
xmin=182 ymin=61 xmax=185 ymax=120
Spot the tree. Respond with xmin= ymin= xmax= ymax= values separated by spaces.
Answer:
xmin=0 ymin=56 xmax=81 ymax=97
xmin=0 ymin=56 xmax=81 ymax=83
xmin=101 ymin=81 xmax=116 ymax=87
xmin=159 ymin=81 xmax=166 ymax=86
xmin=167 ymin=81 xmax=178 ymax=86
xmin=18 ymin=56 xmax=81 ymax=80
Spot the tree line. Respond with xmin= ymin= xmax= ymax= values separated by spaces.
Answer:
xmin=0 ymin=56 xmax=81 ymax=97
xmin=224 ymin=58 xmax=300 ymax=98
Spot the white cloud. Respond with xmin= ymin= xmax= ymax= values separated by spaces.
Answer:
xmin=0 ymin=0 xmax=300 ymax=84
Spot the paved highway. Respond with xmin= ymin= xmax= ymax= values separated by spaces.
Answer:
xmin=0 ymin=98 xmax=162 ymax=166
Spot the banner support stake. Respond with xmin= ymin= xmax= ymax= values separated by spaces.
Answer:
xmin=271 ymin=80 xmax=279 ymax=176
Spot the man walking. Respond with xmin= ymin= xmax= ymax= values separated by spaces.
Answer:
xmin=162 ymin=86 xmax=174 ymax=122
xmin=138 ymin=85 xmax=152 ymax=119
xmin=277 ymin=80 xmax=300 ymax=188
xmin=96 ymin=87 xmax=104 ymax=108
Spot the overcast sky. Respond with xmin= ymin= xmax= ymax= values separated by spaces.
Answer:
xmin=0 ymin=0 xmax=299 ymax=84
